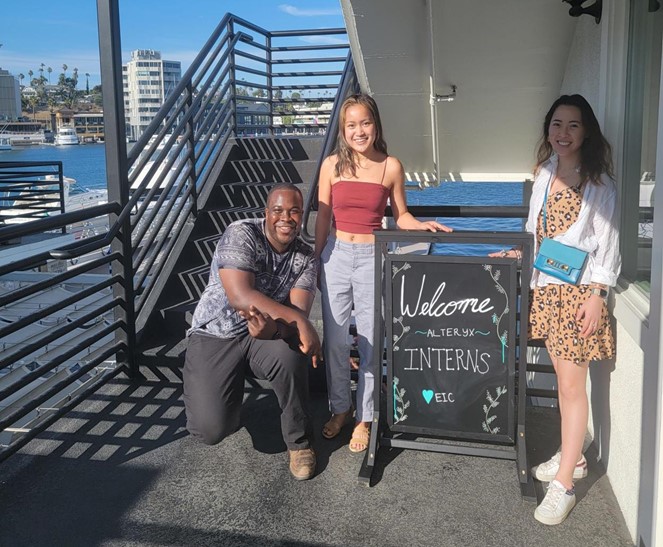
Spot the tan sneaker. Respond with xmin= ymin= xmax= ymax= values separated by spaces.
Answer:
xmin=288 ymin=448 xmax=316 ymax=480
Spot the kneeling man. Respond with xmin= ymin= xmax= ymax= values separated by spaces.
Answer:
xmin=184 ymin=183 xmax=321 ymax=480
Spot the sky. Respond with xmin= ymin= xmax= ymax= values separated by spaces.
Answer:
xmin=0 ymin=0 xmax=345 ymax=87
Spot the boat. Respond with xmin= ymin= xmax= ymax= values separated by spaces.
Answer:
xmin=54 ymin=126 xmax=80 ymax=146
xmin=0 ymin=121 xmax=49 ymax=145
xmin=0 ymin=136 xmax=11 ymax=151
xmin=0 ymin=175 xmax=107 ymax=227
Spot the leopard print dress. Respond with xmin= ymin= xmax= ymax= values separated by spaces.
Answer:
xmin=528 ymin=185 xmax=615 ymax=364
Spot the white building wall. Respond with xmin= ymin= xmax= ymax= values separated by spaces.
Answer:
xmin=559 ymin=18 xmax=602 ymax=106
xmin=588 ymin=320 xmax=644 ymax=540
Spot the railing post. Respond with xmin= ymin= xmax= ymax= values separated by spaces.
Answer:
xmin=58 ymin=162 xmax=66 ymax=234
xmin=186 ymin=83 xmax=198 ymax=217
xmin=267 ymin=32 xmax=273 ymax=136
xmin=96 ymin=0 xmax=141 ymax=380
xmin=228 ymin=19 xmax=238 ymax=135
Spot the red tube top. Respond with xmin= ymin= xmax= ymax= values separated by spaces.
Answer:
xmin=331 ymin=180 xmax=390 ymax=234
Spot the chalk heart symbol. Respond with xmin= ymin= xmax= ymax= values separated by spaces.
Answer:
xmin=422 ymin=389 xmax=434 ymax=404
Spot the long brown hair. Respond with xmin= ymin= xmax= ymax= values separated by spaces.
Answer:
xmin=334 ymin=93 xmax=388 ymax=178
xmin=535 ymin=94 xmax=614 ymax=184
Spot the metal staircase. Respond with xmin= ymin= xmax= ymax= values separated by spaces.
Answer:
xmin=138 ymin=135 xmax=325 ymax=366
xmin=0 ymin=10 xmax=349 ymax=463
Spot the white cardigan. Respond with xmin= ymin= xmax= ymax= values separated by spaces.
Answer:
xmin=526 ymin=155 xmax=621 ymax=288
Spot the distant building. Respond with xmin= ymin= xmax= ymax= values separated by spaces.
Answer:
xmin=20 ymin=86 xmax=38 ymax=98
xmin=51 ymin=109 xmax=104 ymax=142
xmin=0 ymin=69 xmax=21 ymax=121
xmin=236 ymin=103 xmax=270 ymax=135
xmin=73 ymin=111 xmax=105 ymax=142
xmin=123 ymin=49 xmax=181 ymax=141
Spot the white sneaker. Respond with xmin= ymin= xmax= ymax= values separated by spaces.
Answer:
xmin=534 ymin=479 xmax=576 ymax=525
xmin=532 ymin=452 xmax=588 ymax=482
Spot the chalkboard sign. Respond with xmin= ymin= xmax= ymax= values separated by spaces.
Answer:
xmin=386 ymin=255 xmax=517 ymax=443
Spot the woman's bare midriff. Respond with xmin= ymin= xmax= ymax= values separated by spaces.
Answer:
xmin=332 ymin=227 xmax=376 ymax=244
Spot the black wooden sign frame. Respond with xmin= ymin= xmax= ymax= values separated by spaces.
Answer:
xmin=358 ymin=230 xmax=535 ymax=501
xmin=386 ymin=254 xmax=517 ymax=443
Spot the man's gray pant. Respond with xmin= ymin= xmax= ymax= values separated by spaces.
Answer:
xmin=183 ymin=331 xmax=312 ymax=450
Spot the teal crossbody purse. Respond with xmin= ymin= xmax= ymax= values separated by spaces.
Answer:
xmin=533 ymin=182 xmax=588 ymax=285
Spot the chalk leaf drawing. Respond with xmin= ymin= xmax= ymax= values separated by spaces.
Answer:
xmin=392 ymin=262 xmax=411 ymax=278
xmin=483 ymin=264 xmax=509 ymax=363
xmin=393 ymin=376 xmax=410 ymax=423
xmin=392 ymin=316 xmax=410 ymax=352
xmin=481 ymin=385 xmax=507 ymax=434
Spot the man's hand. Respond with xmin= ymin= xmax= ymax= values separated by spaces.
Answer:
xmin=238 ymin=305 xmax=278 ymax=339
xmin=239 ymin=305 xmax=323 ymax=368
xmin=295 ymin=317 xmax=323 ymax=368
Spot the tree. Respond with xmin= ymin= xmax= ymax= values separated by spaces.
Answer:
xmin=56 ymin=72 xmax=78 ymax=109
xmin=18 ymin=73 xmax=24 ymax=87
xmin=62 ymin=63 xmax=68 ymax=77
xmin=85 ymin=72 xmax=90 ymax=94
xmin=28 ymin=69 xmax=34 ymax=85
xmin=28 ymin=95 xmax=38 ymax=120
xmin=39 ymin=63 xmax=45 ymax=81
xmin=90 ymin=84 xmax=103 ymax=107
xmin=47 ymin=66 xmax=52 ymax=83
xmin=73 ymin=67 xmax=78 ymax=88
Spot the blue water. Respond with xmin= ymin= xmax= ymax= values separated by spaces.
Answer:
xmin=406 ymin=182 xmax=524 ymax=256
xmin=0 ymin=144 xmax=525 ymax=255
xmin=0 ymin=143 xmax=108 ymax=190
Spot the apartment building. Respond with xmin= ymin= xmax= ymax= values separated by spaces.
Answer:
xmin=122 ymin=50 xmax=181 ymax=141
xmin=0 ymin=69 xmax=21 ymax=121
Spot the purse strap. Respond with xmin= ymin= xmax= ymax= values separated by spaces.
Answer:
xmin=542 ymin=178 xmax=551 ymax=237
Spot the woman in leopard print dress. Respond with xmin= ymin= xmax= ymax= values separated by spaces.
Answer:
xmin=494 ymin=95 xmax=620 ymax=525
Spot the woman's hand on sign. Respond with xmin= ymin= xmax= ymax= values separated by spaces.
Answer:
xmin=488 ymin=248 xmax=522 ymax=260
xmin=418 ymin=219 xmax=453 ymax=233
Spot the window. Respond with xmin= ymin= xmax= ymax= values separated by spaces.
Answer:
xmin=622 ymin=2 xmax=662 ymax=293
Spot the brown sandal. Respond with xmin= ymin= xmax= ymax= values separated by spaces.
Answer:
xmin=321 ymin=408 xmax=353 ymax=439
xmin=349 ymin=423 xmax=370 ymax=453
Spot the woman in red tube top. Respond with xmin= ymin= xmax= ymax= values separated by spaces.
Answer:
xmin=314 ymin=93 xmax=452 ymax=453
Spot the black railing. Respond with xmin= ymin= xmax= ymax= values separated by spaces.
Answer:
xmin=0 ymin=10 xmax=348 ymax=462
xmin=0 ymin=162 xmax=66 ymax=229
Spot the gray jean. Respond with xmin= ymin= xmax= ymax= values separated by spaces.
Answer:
xmin=183 ymin=331 xmax=312 ymax=450
xmin=320 ymin=236 xmax=375 ymax=422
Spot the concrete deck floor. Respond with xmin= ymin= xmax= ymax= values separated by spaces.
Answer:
xmin=0 ymin=363 xmax=633 ymax=547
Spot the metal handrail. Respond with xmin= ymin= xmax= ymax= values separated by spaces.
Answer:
xmin=301 ymin=53 xmax=359 ymax=243
xmin=0 ymin=12 xmax=350 ymax=463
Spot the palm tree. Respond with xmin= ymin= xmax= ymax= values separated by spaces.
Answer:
xmin=73 ymin=68 xmax=78 ymax=87
xmin=85 ymin=72 xmax=90 ymax=94
xmin=39 ymin=63 xmax=45 ymax=81
xmin=18 ymin=73 xmax=24 ymax=87
xmin=28 ymin=69 xmax=33 ymax=85
xmin=62 ymin=63 xmax=68 ymax=77
xmin=47 ymin=66 xmax=52 ymax=83
xmin=28 ymin=95 xmax=38 ymax=120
